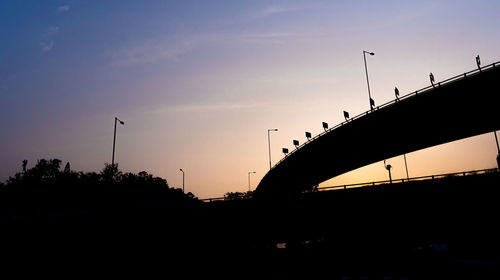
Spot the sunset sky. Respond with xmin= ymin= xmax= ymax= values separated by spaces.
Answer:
xmin=1 ymin=1 xmax=499 ymax=198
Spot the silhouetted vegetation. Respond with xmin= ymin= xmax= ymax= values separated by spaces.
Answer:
xmin=224 ymin=190 xmax=253 ymax=200
xmin=1 ymin=158 xmax=198 ymax=206
xmin=2 ymin=159 xmax=500 ymax=279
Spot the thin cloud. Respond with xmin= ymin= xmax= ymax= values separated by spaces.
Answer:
xmin=239 ymin=30 xmax=326 ymax=45
xmin=258 ymin=4 xmax=302 ymax=18
xmin=46 ymin=26 xmax=60 ymax=35
xmin=108 ymin=33 xmax=227 ymax=65
xmin=238 ymin=32 xmax=298 ymax=45
xmin=40 ymin=41 xmax=54 ymax=52
xmin=109 ymin=28 xmax=315 ymax=65
xmin=152 ymin=102 xmax=265 ymax=114
xmin=109 ymin=38 xmax=193 ymax=65
xmin=39 ymin=26 xmax=59 ymax=52
xmin=242 ymin=32 xmax=298 ymax=39
xmin=57 ymin=5 xmax=70 ymax=12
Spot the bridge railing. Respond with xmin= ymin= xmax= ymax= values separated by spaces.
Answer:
xmin=313 ymin=167 xmax=499 ymax=192
xmin=200 ymin=168 xmax=499 ymax=202
xmin=269 ymin=60 xmax=499 ymax=171
xmin=200 ymin=197 xmax=226 ymax=202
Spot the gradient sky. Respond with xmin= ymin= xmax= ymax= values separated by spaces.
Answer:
xmin=1 ymin=1 xmax=500 ymax=198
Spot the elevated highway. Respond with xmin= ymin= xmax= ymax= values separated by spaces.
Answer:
xmin=255 ymin=61 xmax=500 ymax=199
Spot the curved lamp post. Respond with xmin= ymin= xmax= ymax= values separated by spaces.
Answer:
xmin=112 ymin=117 xmax=125 ymax=166
xmin=180 ymin=169 xmax=185 ymax=193
xmin=248 ymin=171 xmax=256 ymax=192
xmin=363 ymin=50 xmax=375 ymax=111
xmin=267 ymin=128 xmax=278 ymax=169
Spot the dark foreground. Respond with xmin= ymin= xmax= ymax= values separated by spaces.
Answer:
xmin=2 ymin=172 xmax=500 ymax=279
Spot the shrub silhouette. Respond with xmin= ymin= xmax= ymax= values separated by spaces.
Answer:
xmin=2 ymin=158 xmax=198 ymax=205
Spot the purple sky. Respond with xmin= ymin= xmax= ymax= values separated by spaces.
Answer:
xmin=1 ymin=1 xmax=500 ymax=198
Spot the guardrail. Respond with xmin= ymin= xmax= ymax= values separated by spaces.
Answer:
xmin=200 ymin=168 xmax=499 ymax=202
xmin=200 ymin=197 xmax=226 ymax=202
xmin=269 ymin=60 xmax=499 ymax=171
xmin=313 ymin=167 xmax=499 ymax=192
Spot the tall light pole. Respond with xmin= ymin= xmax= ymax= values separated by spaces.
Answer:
xmin=112 ymin=117 xmax=125 ymax=166
xmin=268 ymin=128 xmax=278 ymax=169
xmin=403 ymin=154 xmax=410 ymax=181
xmin=248 ymin=171 xmax=256 ymax=192
xmin=179 ymin=169 xmax=185 ymax=193
xmin=363 ymin=50 xmax=375 ymax=111
xmin=494 ymin=131 xmax=500 ymax=168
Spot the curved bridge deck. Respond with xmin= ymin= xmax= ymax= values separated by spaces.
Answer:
xmin=255 ymin=62 xmax=500 ymax=198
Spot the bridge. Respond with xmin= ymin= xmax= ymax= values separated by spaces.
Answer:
xmin=255 ymin=61 xmax=500 ymax=199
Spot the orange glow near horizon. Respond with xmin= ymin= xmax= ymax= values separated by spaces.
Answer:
xmin=1 ymin=1 xmax=500 ymax=199
xmin=320 ymin=132 xmax=499 ymax=190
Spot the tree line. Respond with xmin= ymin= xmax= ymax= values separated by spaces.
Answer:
xmin=0 ymin=158 xmax=197 ymax=203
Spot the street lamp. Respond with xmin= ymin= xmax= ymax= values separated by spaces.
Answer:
xmin=305 ymin=132 xmax=312 ymax=141
xmin=268 ymin=128 xmax=278 ymax=169
xmin=384 ymin=160 xmax=392 ymax=184
xmin=248 ymin=171 xmax=256 ymax=192
xmin=179 ymin=169 xmax=185 ymax=193
xmin=363 ymin=50 xmax=375 ymax=111
xmin=112 ymin=117 xmax=125 ymax=166
xmin=343 ymin=111 xmax=350 ymax=121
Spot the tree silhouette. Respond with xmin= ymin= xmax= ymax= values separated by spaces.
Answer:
xmin=101 ymin=162 xmax=121 ymax=183
xmin=224 ymin=191 xmax=253 ymax=200
xmin=30 ymin=158 xmax=62 ymax=181
xmin=6 ymin=158 xmax=63 ymax=188
xmin=64 ymin=162 xmax=71 ymax=173
xmin=22 ymin=159 xmax=27 ymax=173
xmin=2 ymin=158 xmax=198 ymax=204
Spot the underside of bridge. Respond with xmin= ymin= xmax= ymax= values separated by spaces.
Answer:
xmin=255 ymin=64 xmax=500 ymax=199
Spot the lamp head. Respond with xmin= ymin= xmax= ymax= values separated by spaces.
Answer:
xmin=369 ymin=52 xmax=375 ymax=56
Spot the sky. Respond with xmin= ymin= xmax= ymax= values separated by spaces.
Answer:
xmin=1 ymin=1 xmax=500 ymax=198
